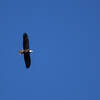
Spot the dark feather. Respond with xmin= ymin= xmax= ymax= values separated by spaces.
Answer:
xmin=23 ymin=33 xmax=29 ymax=50
xmin=24 ymin=52 xmax=31 ymax=68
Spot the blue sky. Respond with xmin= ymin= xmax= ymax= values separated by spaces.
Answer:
xmin=0 ymin=0 xmax=100 ymax=100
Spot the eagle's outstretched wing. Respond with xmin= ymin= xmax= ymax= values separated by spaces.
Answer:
xmin=23 ymin=33 xmax=29 ymax=50
xmin=23 ymin=33 xmax=31 ymax=68
xmin=24 ymin=52 xmax=31 ymax=68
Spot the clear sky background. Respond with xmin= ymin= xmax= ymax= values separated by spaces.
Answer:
xmin=0 ymin=0 xmax=100 ymax=100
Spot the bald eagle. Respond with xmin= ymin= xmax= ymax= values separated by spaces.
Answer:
xmin=19 ymin=33 xmax=32 ymax=68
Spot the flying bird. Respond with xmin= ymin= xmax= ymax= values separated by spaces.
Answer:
xmin=19 ymin=33 xmax=32 ymax=68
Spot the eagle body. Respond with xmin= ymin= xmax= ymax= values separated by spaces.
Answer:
xmin=19 ymin=49 xmax=32 ymax=54
xmin=19 ymin=33 xmax=32 ymax=68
